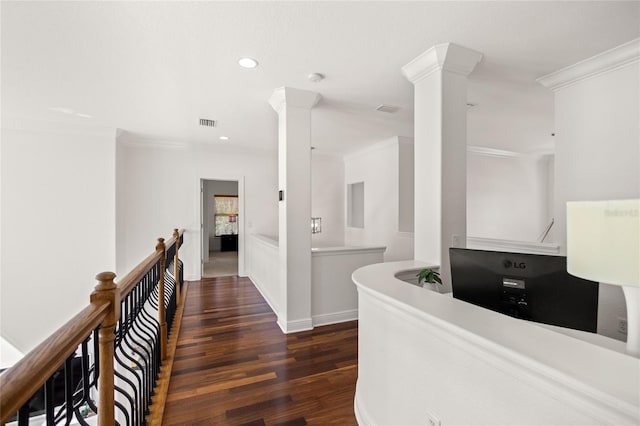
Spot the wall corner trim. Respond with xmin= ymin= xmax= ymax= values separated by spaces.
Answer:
xmin=537 ymin=38 xmax=640 ymax=91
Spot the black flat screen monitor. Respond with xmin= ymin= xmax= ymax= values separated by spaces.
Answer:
xmin=449 ymin=248 xmax=599 ymax=333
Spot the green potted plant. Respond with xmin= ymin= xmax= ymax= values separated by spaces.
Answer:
xmin=416 ymin=268 xmax=442 ymax=292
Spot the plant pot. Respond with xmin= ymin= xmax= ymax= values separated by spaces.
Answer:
xmin=422 ymin=282 xmax=440 ymax=293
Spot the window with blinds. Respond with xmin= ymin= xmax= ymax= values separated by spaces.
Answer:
xmin=214 ymin=195 xmax=238 ymax=236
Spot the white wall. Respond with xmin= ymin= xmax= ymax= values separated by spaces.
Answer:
xmin=0 ymin=336 xmax=24 ymax=369
xmin=544 ymin=155 xmax=555 ymax=242
xmin=203 ymin=180 xmax=238 ymax=254
xmin=116 ymin=133 xmax=278 ymax=280
xmin=553 ymin=62 xmax=639 ymax=251
xmin=311 ymin=154 xmax=345 ymax=247
xmin=398 ymin=140 xmax=414 ymax=233
xmin=344 ymin=137 xmax=414 ymax=262
xmin=551 ymin=58 xmax=639 ymax=341
xmin=467 ymin=152 xmax=552 ymax=242
xmin=1 ymin=126 xmax=116 ymax=353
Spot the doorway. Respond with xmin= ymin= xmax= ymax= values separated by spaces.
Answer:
xmin=202 ymin=179 xmax=239 ymax=278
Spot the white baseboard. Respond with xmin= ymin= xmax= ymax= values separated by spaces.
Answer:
xmin=276 ymin=318 xmax=288 ymax=334
xmin=278 ymin=318 xmax=313 ymax=334
xmin=313 ymin=309 xmax=358 ymax=327
xmin=247 ymin=274 xmax=280 ymax=315
xmin=354 ymin=381 xmax=373 ymax=426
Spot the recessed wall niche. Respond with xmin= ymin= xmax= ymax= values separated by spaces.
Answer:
xmin=347 ymin=182 xmax=365 ymax=228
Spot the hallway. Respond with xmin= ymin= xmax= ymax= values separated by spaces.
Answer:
xmin=203 ymin=251 xmax=239 ymax=278
xmin=162 ymin=276 xmax=358 ymax=425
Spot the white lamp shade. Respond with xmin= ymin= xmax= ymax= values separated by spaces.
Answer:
xmin=566 ymin=199 xmax=639 ymax=287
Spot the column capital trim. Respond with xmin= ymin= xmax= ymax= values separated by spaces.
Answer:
xmin=402 ymin=42 xmax=483 ymax=84
xmin=269 ymin=87 xmax=322 ymax=114
xmin=537 ymin=38 xmax=640 ymax=91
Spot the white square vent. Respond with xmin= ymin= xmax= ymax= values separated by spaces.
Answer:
xmin=199 ymin=118 xmax=217 ymax=127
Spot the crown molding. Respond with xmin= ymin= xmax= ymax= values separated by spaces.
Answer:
xmin=467 ymin=145 xmax=522 ymax=158
xmin=117 ymin=137 xmax=187 ymax=150
xmin=402 ymin=43 xmax=483 ymax=84
xmin=537 ymin=38 xmax=640 ymax=91
xmin=269 ymin=87 xmax=321 ymax=114
xmin=2 ymin=115 xmax=116 ymax=138
xmin=116 ymin=130 xmax=188 ymax=150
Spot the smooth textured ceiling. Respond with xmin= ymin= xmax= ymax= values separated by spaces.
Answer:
xmin=2 ymin=2 xmax=639 ymax=155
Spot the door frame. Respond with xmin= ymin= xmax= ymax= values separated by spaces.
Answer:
xmin=197 ymin=176 xmax=246 ymax=278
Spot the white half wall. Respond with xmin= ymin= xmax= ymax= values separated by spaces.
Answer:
xmin=344 ymin=137 xmax=414 ymax=262
xmin=1 ymin=125 xmax=116 ymax=353
xmin=246 ymin=234 xmax=281 ymax=320
xmin=116 ymin=133 xmax=278 ymax=281
xmin=353 ymin=261 xmax=638 ymax=426
xmin=311 ymin=246 xmax=384 ymax=326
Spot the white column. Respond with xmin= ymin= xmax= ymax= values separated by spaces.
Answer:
xmin=269 ymin=87 xmax=321 ymax=333
xmin=402 ymin=43 xmax=482 ymax=291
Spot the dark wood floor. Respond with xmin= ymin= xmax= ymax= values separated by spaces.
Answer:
xmin=162 ymin=276 xmax=358 ymax=426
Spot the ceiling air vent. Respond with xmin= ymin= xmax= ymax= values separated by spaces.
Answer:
xmin=375 ymin=104 xmax=399 ymax=113
xmin=199 ymin=118 xmax=217 ymax=127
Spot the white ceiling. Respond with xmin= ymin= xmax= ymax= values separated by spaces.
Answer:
xmin=2 ymin=1 xmax=638 ymax=156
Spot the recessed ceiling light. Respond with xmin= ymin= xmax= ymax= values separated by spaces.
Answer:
xmin=49 ymin=106 xmax=75 ymax=115
xmin=219 ymin=136 xmax=230 ymax=141
xmin=238 ymin=57 xmax=258 ymax=69
xmin=375 ymin=104 xmax=399 ymax=113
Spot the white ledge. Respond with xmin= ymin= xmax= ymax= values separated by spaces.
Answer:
xmin=250 ymin=234 xmax=278 ymax=248
xmin=537 ymin=38 xmax=640 ymax=91
xmin=311 ymin=246 xmax=386 ymax=257
xmin=352 ymin=260 xmax=639 ymax=425
xmin=467 ymin=236 xmax=561 ymax=255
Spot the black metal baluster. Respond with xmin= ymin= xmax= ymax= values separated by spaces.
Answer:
xmin=17 ymin=403 xmax=30 ymax=426
xmin=44 ymin=377 xmax=55 ymax=424
xmin=93 ymin=328 xmax=100 ymax=384
xmin=80 ymin=338 xmax=93 ymax=413
xmin=116 ymin=294 xmax=141 ymax=426
xmin=125 ymin=287 xmax=147 ymax=424
xmin=64 ymin=356 xmax=74 ymax=424
xmin=72 ymin=338 xmax=93 ymax=425
xmin=137 ymin=275 xmax=160 ymax=402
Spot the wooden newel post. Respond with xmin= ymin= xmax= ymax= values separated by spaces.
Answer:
xmin=157 ymin=238 xmax=167 ymax=361
xmin=173 ymin=228 xmax=181 ymax=305
xmin=91 ymin=271 xmax=120 ymax=426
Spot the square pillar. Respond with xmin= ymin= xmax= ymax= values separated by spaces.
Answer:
xmin=402 ymin=43 xmax=482 ymax=290
xmin=269 ymin=87 xmax=321 ymax=332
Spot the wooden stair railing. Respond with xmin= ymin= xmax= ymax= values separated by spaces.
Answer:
xmin=0 ymin=228 xmax=185 ymax=426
